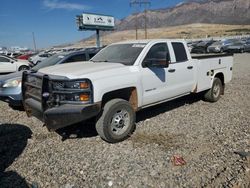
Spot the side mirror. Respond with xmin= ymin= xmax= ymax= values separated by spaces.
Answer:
xmin=11 ymin=61 xmax=15 ymax=64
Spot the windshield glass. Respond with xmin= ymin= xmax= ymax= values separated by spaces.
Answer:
xmin=91 ymin=43 xmax=146 ymax=65
xmin=32 ymin=54 xmax=66 ymax=71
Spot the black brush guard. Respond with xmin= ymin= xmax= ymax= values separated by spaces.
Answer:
xmin=22 ymin=71 xmax=101 ymax=131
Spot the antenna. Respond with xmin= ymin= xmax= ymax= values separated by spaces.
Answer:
xmin=130 ymin=0 xmax=151 ymax=39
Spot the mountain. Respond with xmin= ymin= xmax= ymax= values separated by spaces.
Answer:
xmin=116 ymin=0 xmax=250 ymax=31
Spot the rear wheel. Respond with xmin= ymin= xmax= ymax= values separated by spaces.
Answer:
xmin=95 ymin=99 xmax=136 ymax=143
xmin=204 ymin=78 xmax=223 ymax=102
xmin=18 ymin=65 xmax=29 ymax=71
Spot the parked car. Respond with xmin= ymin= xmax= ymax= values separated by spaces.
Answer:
xmin=5 ymin=52 xmax=23 ymax=58
xmin=207 ymin=39 xmax=240 ymax=53
xmin=22 ymin=39 xmax=234 ymax=143
xmin=223 ymin=40 xmax=250 ymax=53
xmin=187 ymin=40 xmax=202 ymax=52
xmin=28 ymin=52 xmax=52 ymax=66
xmin=17 ymin=53 xmax=34 ymax=60
xmin=191 ymin=40 xmax=216 ymax=54
xmin=0 ymin=48 xmax=101 ymax=107
xmin=0 ymin=55 xmax=30 ymax=74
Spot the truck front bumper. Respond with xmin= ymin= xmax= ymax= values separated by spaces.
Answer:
xmin=24 ymin=98 xmax=101 ymax=131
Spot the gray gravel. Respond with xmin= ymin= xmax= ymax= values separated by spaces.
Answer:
xmin=0 ymin=54 xmax=250 ymax=188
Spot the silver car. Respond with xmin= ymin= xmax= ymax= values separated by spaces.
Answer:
xmin=0 ymin=48 xmax=102 ymax=108
xmin=207 ymin=39 xmax=240 ymax=53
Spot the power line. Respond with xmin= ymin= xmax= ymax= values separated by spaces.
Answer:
xmin=130 ymin=0 xmax=151 ymax=39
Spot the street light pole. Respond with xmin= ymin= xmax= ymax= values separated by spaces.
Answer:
xmin=32 ymin=32 xmax=37 ymax=52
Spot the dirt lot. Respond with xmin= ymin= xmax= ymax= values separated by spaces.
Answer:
xmin=0 ymin=54 xmax=250 ymax=188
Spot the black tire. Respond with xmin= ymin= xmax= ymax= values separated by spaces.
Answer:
xmin=95 ymin=99 xmax=136 ymax=143
xmin=18 ymin=65 xmax=29 ymax=71
xmin=204 ymin=78 xmax=223 ymax=102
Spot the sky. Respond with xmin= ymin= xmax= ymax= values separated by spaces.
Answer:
xmin=0 ymin=0 xmax=183 ymax=49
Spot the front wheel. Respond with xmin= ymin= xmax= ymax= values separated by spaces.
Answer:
xmin=95 ymin=99 xmax=136 ymax=143
xmin=204 ymin=78 xmax=223 ymax=102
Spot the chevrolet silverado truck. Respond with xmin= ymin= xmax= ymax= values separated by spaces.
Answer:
xmin=22 ymin=39 xmax=233 ymax=143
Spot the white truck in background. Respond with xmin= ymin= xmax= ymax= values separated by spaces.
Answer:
xmin=22 ymin=39 xmax=233 ymax=143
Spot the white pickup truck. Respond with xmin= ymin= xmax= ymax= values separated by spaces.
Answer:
xmin=22 ymin=39 xmax=233 ymax=143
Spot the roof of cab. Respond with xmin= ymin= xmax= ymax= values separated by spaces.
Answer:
xmin=112 ymin=39 xmax=186 ymax=45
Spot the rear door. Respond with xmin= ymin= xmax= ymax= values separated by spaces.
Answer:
xmin=0 ymin=56 xmax=16 ymax=73
xmin=166 ymin=42 xmax=195 ymax=96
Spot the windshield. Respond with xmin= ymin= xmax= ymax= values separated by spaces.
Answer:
xmin=91 ymin=43 xmax=146 ymax=65
xmin=32 ymin=54 xmax=66 ymax=71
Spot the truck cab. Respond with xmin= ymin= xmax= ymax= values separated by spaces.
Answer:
xmin=22 ymin=39 xmax=233 ymax=143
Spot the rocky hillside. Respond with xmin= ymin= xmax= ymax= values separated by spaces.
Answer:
xmin=116 ymin=0 xmax=250 ymax=30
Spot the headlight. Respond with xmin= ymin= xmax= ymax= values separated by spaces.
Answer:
xmin=2 ymin=78 xmax=22 ymax=88
xmin=67 ymin=81 xmax=90 ymax=89
xmin=52 ymin=80 xmax=90 ymax=90
xmin=52 ymin=79 xmax=92 ymax=103
xmin=58 ymin=93 xmax=91 ymax=102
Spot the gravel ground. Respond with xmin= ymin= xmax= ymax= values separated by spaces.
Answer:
xmin=0 ymin=54 xmax=250 ymax=188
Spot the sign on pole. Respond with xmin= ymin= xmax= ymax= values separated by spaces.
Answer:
xmin=76 ymin=13 xmax=115 ymax=31
xmin=76 ymin=13 xmax=115 ymax=48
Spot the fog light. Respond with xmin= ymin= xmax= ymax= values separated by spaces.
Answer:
xmin=79 ymin=94 xmax=90 ymax=101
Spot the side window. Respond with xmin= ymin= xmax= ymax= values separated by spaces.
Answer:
xmin=89 ymin=53 xmax=96 ymax=59
xmin=65 ymin=54 xmax=86 ymax=63
xmin=172 ymin=42 xmax=188 ymax=62
xmin=143 ymin=43 xmax=169 ymax=67
xmin=0 ymin=57 xmax=10 ymax=63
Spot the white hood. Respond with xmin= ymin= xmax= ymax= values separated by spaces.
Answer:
xmin=38 ymin=61 xmax=127 ymax=79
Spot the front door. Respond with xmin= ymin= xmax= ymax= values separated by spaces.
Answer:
xmin=141 ymin=42 xmax=195 ymax=106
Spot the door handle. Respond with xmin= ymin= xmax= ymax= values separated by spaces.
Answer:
xmin=187 ymin=66 xmax=193 ymax=69
xmin=168 ymin=69 xmax=176 ymax=73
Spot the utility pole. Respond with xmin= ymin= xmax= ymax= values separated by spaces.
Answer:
xmin=130 ymin=0 xmax=151 ymax=39
xmin=32 ymin=32 xmax=37 ymax=52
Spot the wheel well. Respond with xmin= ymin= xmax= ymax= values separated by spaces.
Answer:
xmin=102 ymin=87 xmax=138 ymax=111
xmin=215 ymin=73 xmax=224 ymax=85
xmin=18 ymin=65 xmax=29 ymax=71
xmin=214 ymin=72 xmax=225 ymax=94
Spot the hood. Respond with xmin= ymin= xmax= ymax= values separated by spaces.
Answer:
xmin=0 ymin=71 xmax=23 ymax=82
xmin=209 ymin=44 xmax=222 ymax=48
xmin=38 ymin=61 xmax=127 ymax=79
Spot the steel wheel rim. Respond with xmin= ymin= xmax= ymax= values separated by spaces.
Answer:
xmin=110 ymin=109 xmax=130 ymax=135
xmin=213 ymin=82 xmax=220 ymax=98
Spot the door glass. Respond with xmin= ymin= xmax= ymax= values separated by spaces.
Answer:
xmin=0 ymin=57 xmax=10 ymax=63
xmin=143 ymin=43 xmax=168 ymax=67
